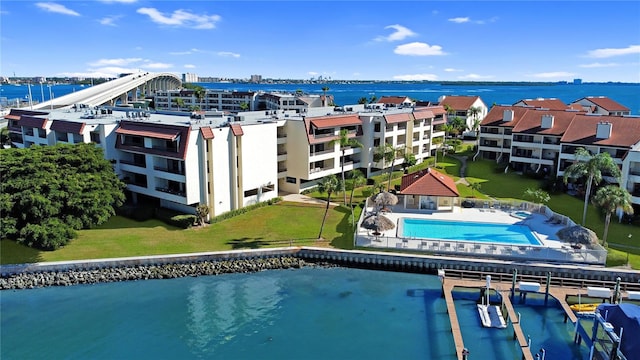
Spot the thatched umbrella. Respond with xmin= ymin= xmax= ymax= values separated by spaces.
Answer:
xmin=373 ymin=191 xmax=398 ymax=211
xmin=361 ymin=213 xmax=395 ymax=235
xmin=556 ymin=225 xmax=599 ymax=245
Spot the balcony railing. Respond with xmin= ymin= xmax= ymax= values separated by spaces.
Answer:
xmin=121 ymin=159 xmax=146 ymax=167
xmin=156 ymin=187 xmax=186 ymax=197
xmin=153 ymin=166 xmax=184 ymax=175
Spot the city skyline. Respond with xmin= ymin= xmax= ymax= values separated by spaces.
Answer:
xmin=1 ymin=1 xmax=639 ymax=83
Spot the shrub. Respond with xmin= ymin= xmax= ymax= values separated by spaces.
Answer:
xmin=361 ymin=186 xmax=374 ymax=198
xmin=17 ymin=218 xmax=76 ymax=250
xmin=170 ymin=215 xmax=197 ymax=229
xmin=209 ymin=197 xmax=282 ymax=225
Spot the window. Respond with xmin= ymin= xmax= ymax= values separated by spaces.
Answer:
xmin=38 ymin=128 xmax=46 ymax=138
xmin=286 ymin=177 xmax=296 ymax=184
xmin=374 ymin=123 xmax=381 ymax=132
xmin=244 ymin=188 xmax=258 ymax=197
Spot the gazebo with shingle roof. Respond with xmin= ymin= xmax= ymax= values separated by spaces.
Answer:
xmin=399 ymin=168 xmax=460 ymax=211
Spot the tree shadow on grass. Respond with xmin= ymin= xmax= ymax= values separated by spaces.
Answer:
xmin=227 ymin=237 xmax=271 ymax=249
xmin=330 ymin=205 xmax=358 ymax=250
xmin=1 ymin=239 xmax=45 ymax=265
xmin=91 ymin=216 xmax=183 ymax=231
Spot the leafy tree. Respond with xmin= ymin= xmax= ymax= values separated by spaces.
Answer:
xmin=317 ymin=175 xmax=338 ymax=239
xmin=469 ymin=181 xmax=481 ymax=197
xmin=329 ymin=129 xmax=363 ymax=205
xmin=0 ymin=144 xmax=126 ymax=250
xmin=196 ymin=204 xmax=210 ymax=226
xmin=523 ymin=188 xmax=550 ymax=212
xmin=373 ymin=143 xmax=399 ymax=191
xmin=592 ymin=185 xmax=633 ymax=247
xmin=563 ymin=147 xmax=622 ymax=225
xmin=401 ymin=149 xmax=416 ymax=173
xmin=239 ymin=102 xmax=250 ymax=111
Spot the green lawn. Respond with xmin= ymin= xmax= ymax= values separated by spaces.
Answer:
xmin=2 ymin=156 xmax=638 ymax=269
xmin=1 ymin=202 xmax=361 ymax=265
xmin=464 ymin=159 xmax=640 ymax=268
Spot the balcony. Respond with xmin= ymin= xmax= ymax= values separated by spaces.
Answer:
xmin=121 ymin=159 xmax=147 ymax=168
xmin=155 ymin=187 xmax=186 ymax=197
xmin=153 ymin=165 xmax=185 ymax=175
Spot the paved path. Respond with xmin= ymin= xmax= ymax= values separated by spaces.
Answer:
xmin=281 ymin=193 xmax=340 ymax=206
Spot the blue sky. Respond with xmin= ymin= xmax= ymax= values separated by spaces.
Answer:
xmin=1 ymin=1 xmax=639 ymax=82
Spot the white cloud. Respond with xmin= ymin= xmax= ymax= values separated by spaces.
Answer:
xmin=184 ymin=64 xmax=196 ymax=69
xmin=137 ymin=7 xmax=221 ymax=29
xmin=393 ymin=73 xmax=438 ymax=81
xmin=586 ymin=45 xmax=640 ymax=58
xmin=36 ymin=2 xmax=80 ymax=16
xmin=99 ymin=0 xmax=137 ymax=3
xmin=458 ymin=73 xmax=494 ymax=80
xmin=89 ymin=58 xmax=143 ymax=67
xmin=308 ymin=71 xmax=319 ymax=76
xmin=375 ymin=24 xmax=416 ymax=42
xmin=444 ymin=68 xmax=463 ymax=72
xmin=99 ymin=15 xmax=122 ymax=26
xmin=579 ymin=62 xmax=619 ymax=68
xmin=394 ymin=42 xmax=446 ymax=56
xmin=145 ymin=62 xmax=172 ymax=69
xmin=528 ymin=71 xmax=575 ymax=78
xmin=448 ymin=17 xmax=469 ymax=24
xmin=218 ymin=51 xmax=240 ymax=58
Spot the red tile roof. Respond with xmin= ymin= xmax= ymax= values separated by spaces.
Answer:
xmin=511 ymin=109 xmax=579 ymax=136
xmin=428 ymin=106 xmax=448 ymax=115
xmin=200 ymin=127 xmax=215 ymax=140
xmin=412 ymin=109 xmax=435 ymax=120
xmin=574 ymin=96 xmax=630 ymax=112
xmin=18 ymin=115 xmax=48 ymax=129
xmin=400 ymin=168 xmax=459 ymax=197
xmin=378 ymin=96 xmax=411 ymax=105
xmin=309 ymin=114 xmax=362 ymax=129
xmin=439 ymin=95 xmax=480 ymax=110
xmin=384 ymin=113 xmax=413 ymax=124
xmin=480 ymin=105 xmax=530 ymax=127
xmin=514 ymin=98 xmax=568 ymax=110
xmin=230 ymin=123 xmax=244 ymax=136
xmin=561 ymin=115 xmax=640 ymax=147
xmin=50 ymin=120 xmax=85 ymax=134
xmin=4 ymin=109 xmax=49 ymax=121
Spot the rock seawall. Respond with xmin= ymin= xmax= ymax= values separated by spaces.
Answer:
xmin=1 ymin=257 xmax=309 ymax=290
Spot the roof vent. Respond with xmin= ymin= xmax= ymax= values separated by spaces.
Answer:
xmin=596 ymin=122 xmax=612 ymax=139
xmin=541 ymin=114 xmax=554 ymax=129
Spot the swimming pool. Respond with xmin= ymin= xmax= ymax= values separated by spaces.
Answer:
xmin=401 ymin=218 xmax=542 ymax=245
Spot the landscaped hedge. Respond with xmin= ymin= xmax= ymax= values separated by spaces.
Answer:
xmin=209 ymin=197 xmax=283 ymax=225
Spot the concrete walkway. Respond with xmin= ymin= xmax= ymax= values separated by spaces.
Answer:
xmin=281 ymin=193 xmax=340 ymax=206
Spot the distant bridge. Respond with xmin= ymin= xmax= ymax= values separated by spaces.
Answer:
xmin=32 ymin=72 xmax=181 ymax=110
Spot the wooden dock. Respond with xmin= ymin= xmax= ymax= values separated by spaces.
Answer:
xmin=442 ymin=279 xmax=536 ymax=360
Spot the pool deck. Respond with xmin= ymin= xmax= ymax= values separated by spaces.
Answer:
xmin=357 ymin=205 xmax=607 ymax=265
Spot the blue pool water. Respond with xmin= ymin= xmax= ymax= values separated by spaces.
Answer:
xmin=402 ymin=218 xmax=542 ymax=245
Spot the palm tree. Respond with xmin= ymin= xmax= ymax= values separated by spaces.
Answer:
xmin=173 ymin=98 xmax=185 ymax=111
xmin=563 ymin=147 xmax=622 ymax=225
xmin=373 ymin=143 xmax=398 ymax=191
xmin=329 ymin=129 xmax=363 ymax=205
xmin=431 ymin=137 xmax=443 ymax=167
xmin=317 ymin=174 xmax=338 ymax=239
xmin=193 ymin=86 xmax=206 ymax=110
xmin=348 ymin=169 xmax=366 ymax=208
xmin=358 ymin=97 xmax=368 ymax=104
xmin=321 ymin=86 xmax=329 ymax=106
xmin=592 ymin=185 xmax=633 ymax=247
